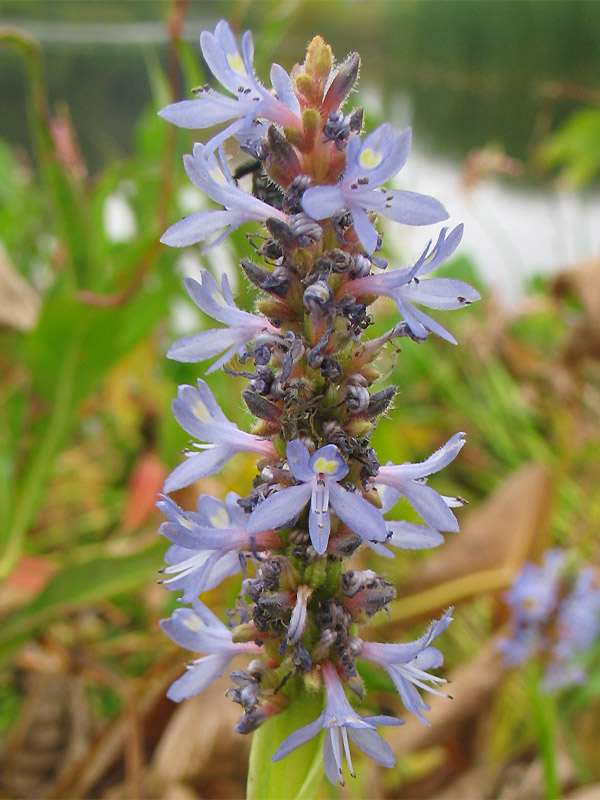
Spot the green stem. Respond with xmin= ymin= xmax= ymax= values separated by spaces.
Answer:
xmin=529 ymin=664 xmax=561 ymax=800
xmin=247 ymin=690 xmax=325 ymax=800
xmin=0 ymin=339 xmax=79 ymax=580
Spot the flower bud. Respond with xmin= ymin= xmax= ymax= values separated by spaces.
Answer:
xmin=323 ymin=52 xmax=361 ymax=115
xmin=240 ymin=258 xmax=289 ymax=298
xmin=265 ymin=125 xmax=302 ymax=189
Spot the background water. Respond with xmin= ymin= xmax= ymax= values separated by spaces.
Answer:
xmin=2 ymin=0 xmax=600 ymax=298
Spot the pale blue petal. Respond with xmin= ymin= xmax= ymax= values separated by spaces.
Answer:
xmin=349 ymin=204 xmax=379 ymax=254
xmin=286 ymin=439 xmax=313 ymax=482
xmin=160 ymin=209 xmax=235 ymax=247
xmin=166 ymin=653 xmax=231 ymax=702
xmin=400 ymin=278 xmax=481 ymax=310
xmin=414 ymin=224 xmax=464 ymax=277
xmin=387 ymin=521 xmax=444 ymax=550
xmin=158 ymin=96 xmax=241 ymax=129
xmin=183 ymin=273 xmax=234 ymax=322
xmin=347 ymin=728 xmax=395 ymax=767
xmin=160 ymin=606 xmax=229 ymax=651
xmin=397 ymin=480 xmax=460 ymax=532
xmin=322 ymin=729 xmax=340 ymax=784
xmin=270 ymin=63 xmax=300 ymax=114
xmin=247 ymin=483 xmax=312 ymax=533
xmin=387 ymin=669 xmax=431 ymax=724
xmin=366 ymin=127 xmax=411 ymax=186
xmin=163 ymin=448 xmax=230 ymax=493
xmin=309 ymin=500 xmax=331 ymax=554
xmin=301 ymin=185 xmax=345 ymax=220
xmin=271 ymin=714 xmax=324 ymax=762
xmin=363 ymin=715 xmax=404 ymax=726
xmin=380 ymin=190 xmax=448 ymax=226
xmin=167 ymin=328 xmax=242 ymax=363
xmin=329 ymin=482 xmax=388 ymax=542
xmin=391 ymin=433 xmax=466 ymax=480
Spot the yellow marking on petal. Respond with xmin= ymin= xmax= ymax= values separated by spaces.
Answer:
xmin=209 ymin=166 xmax=228 ymax=185
xmin=177 ymin=513 xmax=194 ymax=530
xmin=183 ymin=615 xmax=203 ymax=631
xmin=227 ymin=52 xmax=246 ymax=76
xmin=313 ymin=457 xmax=339 ymax=475
xmin=193 ymin=400 xmax=212 ymax=424
xmin=359 ymin=148 xmax=382 ymax=170
xmin=210 ymin=509 xmax=230 ymax=528
xmin=211 ymin=290 xmax=228 ymax=307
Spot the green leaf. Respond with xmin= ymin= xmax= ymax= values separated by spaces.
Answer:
xmin=0 ymin=539 xmax=165 ymax=662
xmin=247 ymin=689 xmax=325 ymax=800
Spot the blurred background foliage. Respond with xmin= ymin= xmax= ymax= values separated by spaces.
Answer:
xmin=1 ymin=1 xmax=600 ymax=798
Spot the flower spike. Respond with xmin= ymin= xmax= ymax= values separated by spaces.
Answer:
xmin=157 ymin=20 xmax=476 ymax=786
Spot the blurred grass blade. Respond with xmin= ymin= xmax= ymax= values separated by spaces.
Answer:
xmin=0 ymin=539 xmax=165 ymax=662
xmin=0 ymin=27 xmax=94 ymax=286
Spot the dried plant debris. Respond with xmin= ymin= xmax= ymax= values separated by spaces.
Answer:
xmin=1 ymin=672 xmax=90 ymax=799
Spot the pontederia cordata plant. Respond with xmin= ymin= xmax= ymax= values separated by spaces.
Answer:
xmin=157 ymin=20 xmax=480 ymax=791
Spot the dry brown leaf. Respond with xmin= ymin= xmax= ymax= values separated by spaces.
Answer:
xmin=565 ymin=783 xmax=600 ymax=800
xmin=380 ymin=463 xmax=552 ymax=627
xmin=1 ymin=673 xmax=90 ymax=799
xmin=496 ymin=750 xmax=576 ymax=799
xmin=553 ymin=257 xmax=600 ymax=363
xmin=431 ymin=765 xmax=501 ymax=800
xmin=0 ymin=248 xmax=40 ymax=332
xmin=149 ymin=673 xmax=247 ymax=790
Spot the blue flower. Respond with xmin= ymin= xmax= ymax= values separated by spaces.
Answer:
xmin=161 ymin=603 xmax=261 ymax=702
xmin=167 ymin=270 xmax=280 ymax=373
xmin=160 ymin=144 xmax=289 ymax=251
xmin=360 ymin=609 xmax=453 ymax=725
xmin=164 ymin=379 xmax=277 ymax=493
xmin=376 ymin=433 xmax=466 ymax=533
xmin=301 ymin=124 xmax=448 ymax=254
xmin=343 ymin=225 xmax=481 ymax=344
xmin=505 ymin=549 xmax=564 ymax=626
xmin=158 ymin=493 xmax=281 ymax=605
xmin=499 ymin=550 xmax=600 ymax=690
xmin=158 ymin=20 xmax=300 ymax=153
xmin=247 ymin=439 xmax=388 ymax=554
xmin=272 ymin=660 xmax=402 ymax=784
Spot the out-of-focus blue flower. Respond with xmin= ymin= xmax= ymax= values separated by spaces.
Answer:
xmin=164 ymin=379 xmax=277 ymax=493
xmin=505 ymin=549 xmax=564 ymax=626
xmin=499 ymin=550 xmax=600 ymax=691
xmin=360 ymin=609 xmax=453 ymax=725
xmin=161 ymin=603 xmax=261 ymax=702
xmin=160 ymin=144 xmax=289 ymax=251
xmin=301 ymin=124 xmax=448 ymax=254
xmin=272 ymin=660 xmax=402 ymax=784
xmin=247 ymin=440 xmax=388 ymax=554
xmin=158 ymin=493 xmax=281 ymax=605
xmin=158 ymin=20 xmax=300 ymax=152
xmin=343 ymin=225 xmax=481 ymax=344
xmin=376 ymin=433 xmax=466 ymax=534
xmin=167 ymin=271 xmax=280 ymax=373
